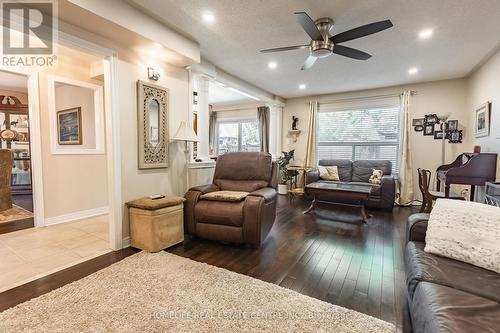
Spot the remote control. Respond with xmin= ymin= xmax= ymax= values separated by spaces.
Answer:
xmin=149 ymin=194 xmax=165 ymax=200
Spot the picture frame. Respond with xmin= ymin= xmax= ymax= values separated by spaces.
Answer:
xmin=424 ymin=114 xmax=440 ymax=124
xmin=423 ymin=123 xmax=435 ymax=136
xmin=57 ymin=107 xmax=82 ymax=145
xmin=447 ymin=120 xmax=459 ymax=131
xmin=414 ymin=125 xmax=424 ymax=132
xmin=412 ymin=118 xmax=425 ymax=126
xmin=448 ymin=129 xmax=463 ymax=143
xmin=475 ymin=102 xmax=490 ymax=138
xmin=434 ymin=130 xmax=444 ymax=140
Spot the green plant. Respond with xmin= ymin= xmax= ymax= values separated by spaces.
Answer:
xmin=277 ymin=150 xmax=298 ymax=184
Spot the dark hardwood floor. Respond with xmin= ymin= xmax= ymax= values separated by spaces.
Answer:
xmin=0 ymin=195 xmax=34 ymax=235
xmin=0 ymin=195 xmax=415 ymax=331
xmin=169 ymin=196 xmax=416 ymax=331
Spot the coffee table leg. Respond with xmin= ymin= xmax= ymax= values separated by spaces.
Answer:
xmin=360 ymin=201 xmax=371 ymax=223
xmin=303 ymin=195 xmax=316 ymax=214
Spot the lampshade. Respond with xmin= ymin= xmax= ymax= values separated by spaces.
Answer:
xmin=172 ymin=121 xmax=198 ymax=142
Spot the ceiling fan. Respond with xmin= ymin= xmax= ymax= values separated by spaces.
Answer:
xmin=260 ymin=12 xmax=393 ymax=70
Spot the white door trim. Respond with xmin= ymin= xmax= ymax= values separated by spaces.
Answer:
xmin=27 ymin=72 xmax=45 ymax=227
xmin=103 ymin=55 xmax=122 ymax=250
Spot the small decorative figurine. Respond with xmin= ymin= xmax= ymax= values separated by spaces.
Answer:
xmin=292 ymin=116 xmax=299 ymax=130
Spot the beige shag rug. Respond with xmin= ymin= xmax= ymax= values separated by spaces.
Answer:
xmin=0 ymin=252 xmax=395 ymax=333
xmin=0 ymin=205 xmax=33 ymax=224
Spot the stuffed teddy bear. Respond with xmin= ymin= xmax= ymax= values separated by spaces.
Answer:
xmin=369 ymin=169 xmax=383 ymax=185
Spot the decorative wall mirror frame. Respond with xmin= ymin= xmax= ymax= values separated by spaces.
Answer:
xmin=137 ymin=80 xmax=169 ymax=169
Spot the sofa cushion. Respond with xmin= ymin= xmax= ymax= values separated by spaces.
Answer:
xmin=353 ymin=160 xmax=392 ymax=176
xmin=405 ymin=242 xmax=500 ymax=302
xmin=201 ymin=191 xmax=249 ymax=202
xmin=425 ymin=199 xmax=500 ymax=274
xmin=215 ymin=179 xmax=269 ymax=192
xmin=318 ymin=165 xmax=339 ymax=181
xmin=351 ymin=166 xmax=373 ymax=182
xmin=318 ymin=159 xmax=352 ymax=181
xmin=410 ymin=281 xmax=500 ymax=333
xmin=194 ymin=200 xmax=244 ymax=227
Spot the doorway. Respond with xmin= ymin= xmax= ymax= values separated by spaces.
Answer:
xmin=0 ymin=70 xmax=33 ymax=234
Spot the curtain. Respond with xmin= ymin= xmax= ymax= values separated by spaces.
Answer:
xmin=257 ymin=106 xmax=270 ymax=152
xmin=304 ymin=101 xmax=318 ymax=168
xmin=398 ymin=91 xmax=414 ymax=205
xmin=208 ymin=105 xmax=217 ymax=155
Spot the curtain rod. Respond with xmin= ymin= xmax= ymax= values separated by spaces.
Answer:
xmin=312 ymin=90 xmax=417 ymax=105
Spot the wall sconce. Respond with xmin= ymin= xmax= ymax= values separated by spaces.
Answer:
xmin=147 ymin=67 xmax=160 ymax=81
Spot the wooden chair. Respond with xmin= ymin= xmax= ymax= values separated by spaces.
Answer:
xmin=417 ymin=168 xmax=464 ymax=213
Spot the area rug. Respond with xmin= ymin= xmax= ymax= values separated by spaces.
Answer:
xmin=0 ymin=205 xmax=33 ymax=224
xmin=0 ymin=252 xmax=395 ymax=332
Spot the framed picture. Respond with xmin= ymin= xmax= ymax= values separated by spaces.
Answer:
xmin=57 ymin=107 xmax=82 ymax=145
xmin=423 ymin=123 xmax=435 ymax=136
xmin=447 ymin=120 xmax=459 ymax=131
xmin=412 ymin=118 xmax=425 ymax=126
xmin=414 ymin=125 xmax=424 ymax=132
xmin=448 ymin=129 xmax=463 ymax=143
xmin=434 ymin=130 xmax=444 ymax=140
xmin=475 ymin=102 xmax=490 ymax=138
xmin=424 ymin=114 xmax=440 ymax=124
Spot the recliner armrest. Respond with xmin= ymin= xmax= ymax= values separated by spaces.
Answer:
xmin=248 ymin=187 xmax=277 ymax=203
xmin=305 ymin=169 xmax=319 ymax=185
xmin=407 ymin=213 xmax=430 ymax=243
xmin=188 ymin=184 xmax=219 ymax=194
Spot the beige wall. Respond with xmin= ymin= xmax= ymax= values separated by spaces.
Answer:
xmin=467 ymin=48 xmax=500 ymax=180
xmin=54 ymin=84 xmax=97 ymax=150
xmin=283 ymin=79 xmax=469 ymax=198
xmin=118 ymin=60 xmax=189 ymax=237
xmin=38 ymin=49 xmax=108 ymax=218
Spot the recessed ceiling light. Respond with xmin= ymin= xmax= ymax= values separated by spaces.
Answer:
xmin=268 ymin=61 xmax=277 ymax=69
xmin=418 ymin=29 xmax=434 ymax=40
xmin=299 ymin=83 xmax=306 ymax=90
xmin=202 ymin=11 xmax=215 ymax=24
xmin=408 ymin=67 xmax=419 ymax=75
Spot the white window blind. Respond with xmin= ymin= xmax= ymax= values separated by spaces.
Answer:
xmin=317 ymin=97 xmax=401 ymax=174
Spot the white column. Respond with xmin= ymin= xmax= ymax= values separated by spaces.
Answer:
xmin=193 ymin=74 xmax=210 ymax=160
xmin=268 ymin=104 xmax=283 ymax=159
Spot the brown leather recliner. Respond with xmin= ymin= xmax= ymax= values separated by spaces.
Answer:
xmin=184 ymin=152 xmax=278 ymax=246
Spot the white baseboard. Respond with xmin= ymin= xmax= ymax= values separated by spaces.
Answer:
xmin=122 ymin=236 xmax=131 ymax=248
xmin=45 ymin=206 xmax=109 ymax=226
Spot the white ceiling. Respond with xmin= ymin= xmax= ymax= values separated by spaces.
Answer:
xmin=208 ymin=81 xmax=254 ymax=105
xmin=130 ymin=0 xmax=500 ymax=98
xmin=0 ymin=70 xmax=28 ymax=92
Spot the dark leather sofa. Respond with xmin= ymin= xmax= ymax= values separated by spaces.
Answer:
xmin=305 ymin=159 xmax=396 ymax=210
xmin=184 ymin=152 xmax=277 ymax=246
xmin=405 ymin=214 xmax=500 ymax=332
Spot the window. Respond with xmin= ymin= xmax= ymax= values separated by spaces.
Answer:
xmin=317 ymin=103 xmax=401 ymax=174
xmin=216 ymin=120 xmax=260 ymax=155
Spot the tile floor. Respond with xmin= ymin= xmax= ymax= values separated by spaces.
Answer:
xmin=0 ymin=214 xmax=110 ymax=292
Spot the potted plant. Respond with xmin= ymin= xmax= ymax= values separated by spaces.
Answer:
xmin=277 ymin=150 xmax=298 ymax=195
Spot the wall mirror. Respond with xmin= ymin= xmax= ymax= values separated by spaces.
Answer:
xmin=137 ymin=80 xmax=169 ymax=169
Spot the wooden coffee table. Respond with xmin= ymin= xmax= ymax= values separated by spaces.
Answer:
xmin=303 ymin=182 xmax=372 ymax=223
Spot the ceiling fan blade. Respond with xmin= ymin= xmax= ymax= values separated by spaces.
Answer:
xmin=333 ymin=45 xmax=372 ymax=60
xmin=331 ymin=20 xmax=393 ymax=44
xmin=260 ymin=45 xmax=309 ymax=53
xmin=294 ymin=12 xmax=323 ymax=40
xmin=301 ymin=55 xmax=317 ymax=70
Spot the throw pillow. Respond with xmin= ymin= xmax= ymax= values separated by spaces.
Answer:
xmin=200 ymin=191 xmax=249 ymax=202
xmin=318 ymin=165 xmax=340 ymax=181
xmin=424 ymin=199 xmax=500 ymax=274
